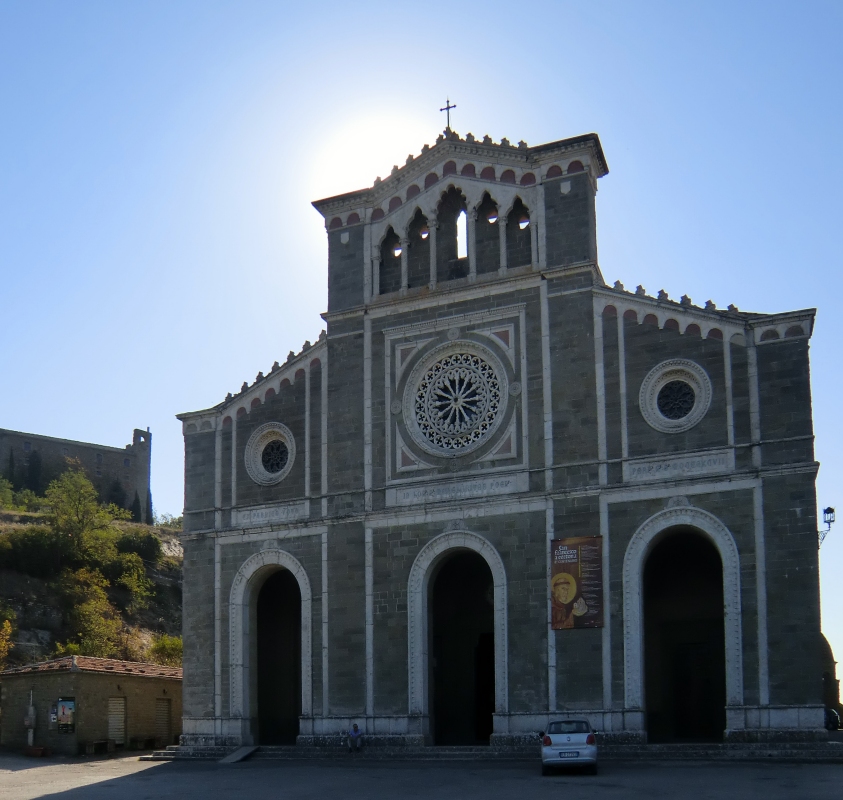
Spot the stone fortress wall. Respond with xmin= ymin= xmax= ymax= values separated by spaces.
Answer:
xmin=0 ymin=427 xmax=152 ymax=521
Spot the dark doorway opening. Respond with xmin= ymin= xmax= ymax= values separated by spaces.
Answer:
xmin=431 ymin=551 xmax=495 ymax=745
xmin=257 ymin=569 xmax=301 ymax=744
xmin=644 ymin=530 xmax=726 ymax=742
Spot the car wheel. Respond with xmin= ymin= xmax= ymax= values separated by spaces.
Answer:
xmin=589 ymin=764 xmax=598 ymax=776
xmin=541 ymin=765 xmax=550 ymax=776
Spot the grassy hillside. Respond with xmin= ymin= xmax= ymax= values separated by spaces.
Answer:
xmin=0 ymin=496 xmax=183 ymax=668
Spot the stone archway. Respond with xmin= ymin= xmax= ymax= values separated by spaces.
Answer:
xmin=622 ymin=506 xmax=744 ymax=717
xmin=407 ymin=531 xmax=508 ymax=733
xmin=229 ymin=549 xmax=312 ymax=744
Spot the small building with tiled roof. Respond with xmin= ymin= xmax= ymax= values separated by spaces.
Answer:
xmin=0 ymin=656 xmax=182 ymax=755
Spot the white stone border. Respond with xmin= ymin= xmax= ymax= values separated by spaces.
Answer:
xmin=244 ymin=422 xmax=296 ymax=486
xmin=229 ymin=549 xmax=313 ymax=732
xmin=622 ymin=506 xmax=744 ymax=712
xmin=407 ymin=531 xmax=508 ymax=721
xmin=639 ymin=359 xmax=712 ymax=434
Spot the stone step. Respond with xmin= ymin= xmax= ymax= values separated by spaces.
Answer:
xmin=141 ymin=741 xmax=843 ymax=764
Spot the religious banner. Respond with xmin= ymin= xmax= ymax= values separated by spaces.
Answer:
xmin=550 ymin=537 xmax=604 ymax=629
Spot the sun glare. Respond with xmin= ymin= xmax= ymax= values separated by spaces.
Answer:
xmin=306 ymin=113 xmax=434 ymax=201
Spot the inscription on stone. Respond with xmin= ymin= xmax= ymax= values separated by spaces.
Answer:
xmin=235 ymin=501 xmax=308 ymax=526
xmin=387 ymin=472 xmax=527 ymax=506
xmin=623 ymin=449 xmax=734 ymax=483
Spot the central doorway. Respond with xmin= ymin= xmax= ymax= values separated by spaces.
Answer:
xmin=256 ymin=569 xmax=302 ymax=745
xmin=643 ymin=530 xmax=726 ymax=742
xmin=430 ymin=551 xmax=495 ymax=745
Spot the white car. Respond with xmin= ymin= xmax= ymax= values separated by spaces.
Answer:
xmin=540 ymin=719 xmax=598 ymax=775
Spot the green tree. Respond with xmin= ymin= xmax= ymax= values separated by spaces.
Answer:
xmin=149 ymin=634 xmax=182 ymax=666
xmin=116 ymin=528 xmax=162 ymax=564
xmin=0 ymin=477 xmax=14 ymax=509
xmin=55 ymin=568 xmax=122 ymax=658
xmin=130 ymin=491 xmax=142 ymax=523
xmin=13 ymin=488 xmax=44 ymax=512
xmin=114 ymin=552 xmax=153 ymax=613
xmin=45 ymin=465 xmax=127 ymax=559
xmin=0 ymin=601 xmax=16 ymax=670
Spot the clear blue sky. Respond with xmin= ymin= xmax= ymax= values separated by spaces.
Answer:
xmin=2 ymin=2 xmax=842 ymax=662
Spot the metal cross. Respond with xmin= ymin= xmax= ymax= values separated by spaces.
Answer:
xmin=440 ymin=98 xmax=456 ymax=130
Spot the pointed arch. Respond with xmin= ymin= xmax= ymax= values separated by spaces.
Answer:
xmin=407 ymin=531 xmax=508 ymax=720
xmin=622 ymin=506 xmax=744 ymax=711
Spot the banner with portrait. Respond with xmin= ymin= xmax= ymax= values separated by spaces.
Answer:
xmin=57 ymin=698 xmax=75 ymax=733
xmin=550 ymin=537 xmax=603 ymax=629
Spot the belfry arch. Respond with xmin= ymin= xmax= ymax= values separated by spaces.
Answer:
xmin=229 ymin=549 xmax=313 ymax=745
xmin=622 ymin=506 xmax=744 ymax=734
xmin=407 ymin=531 xmax=508 ymax=739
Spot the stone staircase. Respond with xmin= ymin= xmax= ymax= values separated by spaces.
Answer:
xmin=141 ymin=740 xmax=843 ymax=763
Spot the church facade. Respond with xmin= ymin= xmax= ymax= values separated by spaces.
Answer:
xmin=177 ymin=130 xmax=824 ymax=747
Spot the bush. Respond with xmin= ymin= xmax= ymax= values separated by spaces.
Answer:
xmin=0 ymin=526 xmax=69 ymax=579
xmin=149 ymin=634 xmax=182 ymax=666
xmin=0 ymin=478 xmax=14 ymax=510
xmin=116 ymin=528 xmax=162 ymax=564
xmin=13 ymin=489 xmax=45 ymax=512
xmin=114 ymin=552 xmax=153 ymax=613
xmin=55 ymin=568 xmax=122 ymax=658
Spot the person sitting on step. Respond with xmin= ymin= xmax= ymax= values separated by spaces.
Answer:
xmin=347 ymin=723 xmax=364 ymax=752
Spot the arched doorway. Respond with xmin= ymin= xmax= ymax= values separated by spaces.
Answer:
xmin=430 ymin=551 xmax=495 ymax=745
xmin=256 ymin=569 xmax=301 ymax=744
xmin=643 ymin=529 xmax=726 ymax=742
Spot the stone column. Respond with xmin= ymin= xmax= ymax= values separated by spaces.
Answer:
xmin=498 ymin=214 xmax=508 ymax=276
xmin=371 ymin=255 xmax=380 ymax=298
xmin=468 ymin=208 xmax=478 ymax=282
xmin=399 ymin=238 xmax=409 ymax=296
xmin=530 ymin=213 xmax=539 ymax=268
xmin=428 ymin=219 xmax=438 ymax=290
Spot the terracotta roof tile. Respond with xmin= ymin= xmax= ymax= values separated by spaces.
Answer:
xmin=0 ymin=656 xmax=182 ymax=679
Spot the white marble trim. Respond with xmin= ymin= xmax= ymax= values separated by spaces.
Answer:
xmin=228 ymin=549 xmax=313 ymax=726
xmin=622 ymin=506 xmax=744 ymax=710
xmin=407 ymin=531 xmax=509 ymax=718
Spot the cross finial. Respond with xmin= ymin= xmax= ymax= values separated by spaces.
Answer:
xmin=440 ymin=97 xmax=456 ymax=130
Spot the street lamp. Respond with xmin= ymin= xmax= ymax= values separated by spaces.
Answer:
xmin=819 ymin=507 xmax=835 ymax=548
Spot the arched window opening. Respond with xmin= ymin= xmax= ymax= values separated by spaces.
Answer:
xmin=436 ymin=187 xmax=469 ymax=283
xmin=475 ymin=193 xmax=500 ymax=275
xmin=379 ymin=226 xmax=402 ymax=295
xmin=506 ymin=198 xmax=531 ymax=268
xmin=456 ymin=211 xmax=467 ymax=259
xmin=407 ymin=209 xmax=431 ymax=289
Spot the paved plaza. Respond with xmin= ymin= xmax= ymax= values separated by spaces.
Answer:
xmin=0 ymin=752 xmax=840 ymax=800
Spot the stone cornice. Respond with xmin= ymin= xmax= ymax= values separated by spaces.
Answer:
xmin=311 ymin=132 xmax=607 ymax=219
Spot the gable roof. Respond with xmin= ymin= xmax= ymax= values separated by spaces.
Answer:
xmin=0 ymin=655 xmax=182 ymax=679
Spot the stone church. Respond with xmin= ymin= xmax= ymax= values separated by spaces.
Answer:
xmin=178 ymin=128 xmax=824 ymax=747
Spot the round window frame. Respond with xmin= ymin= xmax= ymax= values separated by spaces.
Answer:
xmin=639 ymin=359 xmax=712 ymax=434
xmin=402 ymin=340 xmax=510 ymax=458
xmin=244 ymin=422 xmax=296 ymax=485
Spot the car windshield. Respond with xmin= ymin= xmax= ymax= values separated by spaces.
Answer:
xmin=547 ymin=721 xmax=590 ymax=734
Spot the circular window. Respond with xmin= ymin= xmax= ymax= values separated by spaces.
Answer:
xmin=639 ymin=360 xmax=712 ymax=433
xmin=403 ymin=342 xmax=508 ymax=456
xmin=244 ymin=422 xmax=296 ymax=485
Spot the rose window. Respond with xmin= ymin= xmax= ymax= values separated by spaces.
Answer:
xmin=656 ymin=380 xmax=696 ymax=420
xmin=261 ymin=439 xmax=289 ymax=473
xmin=414 ymin=352 xmax=501 ymax=451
